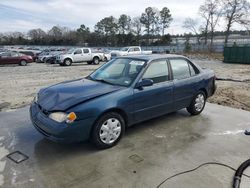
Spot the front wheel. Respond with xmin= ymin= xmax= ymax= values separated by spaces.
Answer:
xmin=64 ymin=59 xmax=72 ymax=66
xmin=91 ymin=112 xmax=125 ymax=149
xmin=19 ymin=60 xmax=27 ymax=66
xmin=187 ymin=91 xmax=206 ymax=115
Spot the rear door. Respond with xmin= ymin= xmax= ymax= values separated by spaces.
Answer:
xmin=132 ymin=59 xmax=174 ymax=122
xmin=82 ymin=48 xmax=92 ymax=61
xmin=0 ymin=52 xmax=12 ymax=64
xmin=169 ymin=58 xmax=201 ymax=110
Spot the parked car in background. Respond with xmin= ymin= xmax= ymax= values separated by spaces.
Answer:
xmin=44 ymin=51 xmax=65 ymax=64
xmin=36 ymin=51 xmax=51 ymax=63
xmin=56 ymin=48 xmax=104 ymax=66
xmin=111 ymin=46 xmax=152 ymax=59
xmin=12 ymin=50 xmax=41 ymax=62
xmin=0 ymin=51 xmax=33 ymax=66
xmin=92 ymin=48 xmax=111 ymax=61
xmin=30 ymin=54 xmax=216 ymax=149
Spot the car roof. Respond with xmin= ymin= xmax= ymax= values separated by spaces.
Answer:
xmin=118 ymin=54 xmax=187 ymax=62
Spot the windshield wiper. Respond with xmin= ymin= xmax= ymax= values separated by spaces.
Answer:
xmin=95 ymin=78 xmax=114 ymax=85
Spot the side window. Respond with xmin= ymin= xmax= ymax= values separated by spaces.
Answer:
xmin=189 ymin=63 xmax=199 ymax=76
xmin=74 ymin=49 xmax=82 ymax=54
xmin=142 ymin=60 xmax=169 ymax=84
xmin=83 ymin=49 xmax=89 ymax=53
xmin=170 ymin=59 xmax=191 ymax=80
xmin=11 ymin=52 xmax=19 ymax=57
xmin=1 ymin=53 xmax=10 ymax=57
xmin=134 ymin=47 xmax=140 ymax=52
xmin=129 ymin=48 xmax=134 ymax=52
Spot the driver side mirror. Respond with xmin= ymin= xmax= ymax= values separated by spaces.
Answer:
xmin=135 ymin=79 xmax=153 ymax=90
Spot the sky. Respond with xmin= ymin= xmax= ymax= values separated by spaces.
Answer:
xmin=0 ymin=0 xmax=240 ymax=35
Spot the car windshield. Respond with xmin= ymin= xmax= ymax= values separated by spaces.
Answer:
xmin=120 ymin=47 xmax=129 ymax=51
xmin=88 ymin=58 xmax=145 ymax=87
xmin=67 ymin=48 xmax=75 ymax=54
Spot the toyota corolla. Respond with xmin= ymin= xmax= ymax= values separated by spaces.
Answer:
xmin=30 ymin=54 xmax=216 ymax=149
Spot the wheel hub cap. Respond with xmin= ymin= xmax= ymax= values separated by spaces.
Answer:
xmin=195 ymin=94 xmax=205 ymax=112
xmin=99 ymin=118 xmax=121 ymax=144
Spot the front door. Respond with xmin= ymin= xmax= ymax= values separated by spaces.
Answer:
xmin=73 ymin=48 xmax=84 ymax=62
xmin=132 ymin=59 xmax=174 ymax=123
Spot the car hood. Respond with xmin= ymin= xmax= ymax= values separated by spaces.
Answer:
xmin=38 ymin=78 xmax=124 ymax=111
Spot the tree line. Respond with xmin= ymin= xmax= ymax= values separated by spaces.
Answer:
xmin=0 ymin=0 xmax=249 ymax=47
xmin=183 ymin=0 xmax=250 ymax=47
xmin=0 ymin=7 xmax=172 ymax=47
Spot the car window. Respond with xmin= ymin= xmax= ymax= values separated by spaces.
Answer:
xmin=189 ymin=63 xmax=199 ymax=76
xmin=129 ymin=48 xmax=134 ymax=52
xmin=90 ymin=58 xmax=145 ymax=87
xmin=134 ymin=47 xmax=140 ymax=51
xmin=74 ymin=49 xmax=82 ymax=54
xmin=189 ymin=64 xmax=196 ymax=76
xmin=11 ymin=52 xmax=20 ymax=57
xmin=142 ymin=60 xmax=169 ymax=84
xmin=170 ymin=59 xmax=199 ymax=79
xmin=0 ymin=52 xmax=11 ymax=57
xmin=83 ymin=49 xmax=89 ymax=53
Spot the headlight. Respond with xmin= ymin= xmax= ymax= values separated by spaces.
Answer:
xmin=49 ymin=112 xmax=77 ymax=123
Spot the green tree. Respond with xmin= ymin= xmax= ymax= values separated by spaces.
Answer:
xmin=160 ymin=7 xmax=173 ymax=35
xmin=140 ymin=7 xmax=157 ymax=44
xmin=95 ymin=16 xmax=118 ymax=46
xmin=118 ymin=14 xmax=131 ymax=34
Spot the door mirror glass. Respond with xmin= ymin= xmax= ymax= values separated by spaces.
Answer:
xmin=136 ymin=79 xmax=153 ymax=89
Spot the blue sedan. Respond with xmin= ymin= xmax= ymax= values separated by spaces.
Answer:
xmin=30 ymin=55 xmax=216 ymax=148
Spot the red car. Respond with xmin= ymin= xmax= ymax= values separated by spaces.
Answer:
xmin=0 ymin=51 xmax=33 ymax=66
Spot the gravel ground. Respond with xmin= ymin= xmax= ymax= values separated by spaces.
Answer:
xmin=0 ymin=58 xmax=249 ymax=112
xmin=191 ymin=58 xmax=250 ymax=111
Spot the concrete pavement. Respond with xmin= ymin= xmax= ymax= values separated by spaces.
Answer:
xmin=0 ymin=103 xmax=250 ymax=188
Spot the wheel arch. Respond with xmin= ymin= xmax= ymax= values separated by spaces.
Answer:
xmin=64 ymin=57 xmax=73 ymax=62
xmin=99 ymin=108 xmax=128 ymax=126
xmin=90 ymin=107 xmax=129 ymax=136
xmin=199 ymin=88 xmax=208 ymax=98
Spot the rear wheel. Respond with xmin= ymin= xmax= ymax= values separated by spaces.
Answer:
xmin=19 ymin=60 xmax=27 ymax=66
xmin=187 ymin=91 xmax=206 ymax=115
xmin=91 ymin=112 xmax=125 ymax=149
xmin=64 ymin=59 xmax=72 ymax=66
xmin=92 ymin=57 xmax=100 ymax=65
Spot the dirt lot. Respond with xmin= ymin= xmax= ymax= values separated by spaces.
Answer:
xmin=0 ymin=58 xmax=250 ymax=112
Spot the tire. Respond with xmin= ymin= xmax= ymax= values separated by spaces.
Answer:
xmin=64 ymin=59 xmax=72 ymax=66
xmin=87 ymin=61 xmax=92 ymax=65
xmin=104 ymin=57 xmax=108 ymax=62
xmin=187 ymin=91 xmax=206 ymax=115
xmin=19 ymin=60 xmax=27 ymax=66
xmin=91 ymin=112 xmax=125 ymax=149
xmin=92 ymin=57 xmax=100 ymax=65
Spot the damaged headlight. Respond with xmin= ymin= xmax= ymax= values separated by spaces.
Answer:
xmin=49 ymin=112 xmax=77 ymax=123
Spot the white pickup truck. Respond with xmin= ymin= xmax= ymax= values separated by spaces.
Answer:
xmin=56 ymin=48 xmax=104 ymax=66
xmin=110 ymin=46 xmax=152 ymax=59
